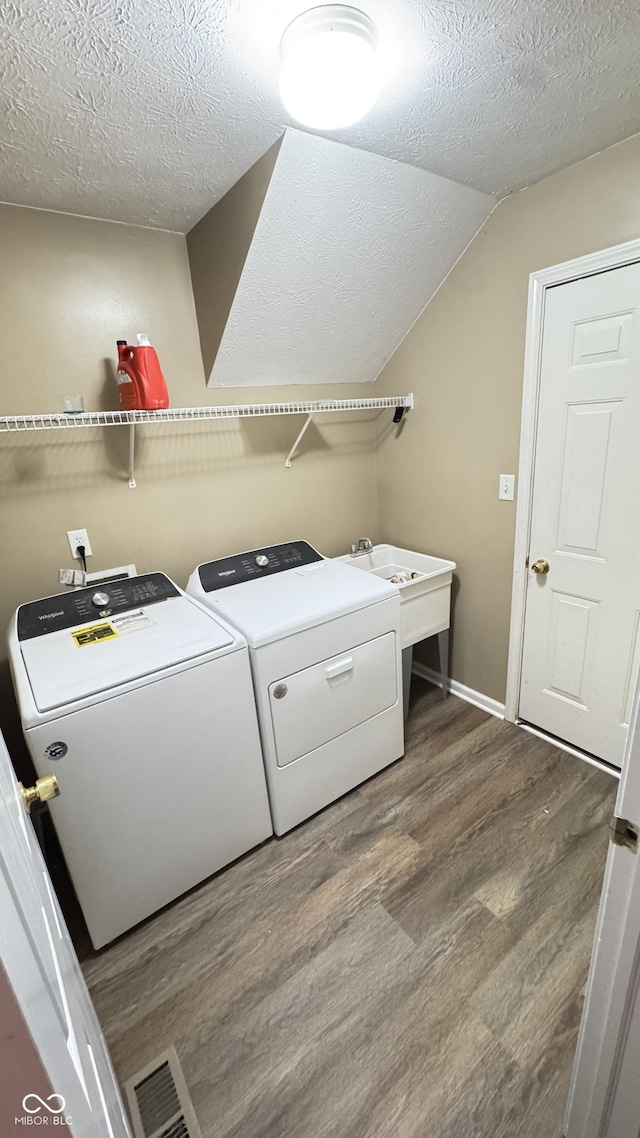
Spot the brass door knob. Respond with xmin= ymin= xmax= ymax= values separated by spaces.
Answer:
xmin=18 ymin=774 xmax=60 ymax=813
xmin=531 ymin=558 xmax=550 ymax=575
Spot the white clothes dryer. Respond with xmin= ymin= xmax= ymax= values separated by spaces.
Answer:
xmin=8 ymin=573 xmax=272 ymax=948
xmin=187 ymin=542 xmax=404 ymax=835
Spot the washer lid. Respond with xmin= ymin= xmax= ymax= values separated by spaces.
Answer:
xmin=194 ymin=558 xmax=398 ymax=648
xmin=20 ymin=594 xmax=236 ymax=712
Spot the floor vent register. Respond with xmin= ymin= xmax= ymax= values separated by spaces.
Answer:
xmin=124 ymin=1047 xmax=202 ymax=1138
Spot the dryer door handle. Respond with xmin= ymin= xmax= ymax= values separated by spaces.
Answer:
xmin=325 ymin=656 xmax=354 ymax=679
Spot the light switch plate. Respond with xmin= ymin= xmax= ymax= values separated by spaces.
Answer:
xmin=499 ymin=474 xmax=515 ymax=501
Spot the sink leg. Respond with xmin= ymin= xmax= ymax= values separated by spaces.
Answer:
xmin=438 ymin=629 xmax=450 ymax=701
xmin=402 ymin=646 xmax=413 ymax=722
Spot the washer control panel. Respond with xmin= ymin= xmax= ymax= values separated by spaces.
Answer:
xmin=198 ymin=541 xmax=323 ymax=593
xmin=17 ymin=573 xmax=180 ymax=639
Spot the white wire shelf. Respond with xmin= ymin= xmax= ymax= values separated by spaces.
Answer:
xmin=0 ymin=394 xmax=413 ymax=433
xmin=0 ymin=393 xmax=413 ymax=487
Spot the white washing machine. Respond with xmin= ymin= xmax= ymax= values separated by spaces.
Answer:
xmin=187 ymin=542 xmax=404 ymax=834
xmin=8 ymin=573 xmax=272 ymax=948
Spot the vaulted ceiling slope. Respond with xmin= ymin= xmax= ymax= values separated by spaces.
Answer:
xmin=1 ymin=1 xmax=639 ymax=231
xmin=196 ymin=130 xmax=496 ymax=386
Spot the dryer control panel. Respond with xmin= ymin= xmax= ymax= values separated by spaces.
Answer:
xmin=17 ymin=573 xmax=180 ymax=639
xmin=198 ymin=541 xmax=323 ymax=593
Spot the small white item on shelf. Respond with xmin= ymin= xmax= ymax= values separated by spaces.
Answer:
xmin=60 ymin=395 xmax=85 ymax=414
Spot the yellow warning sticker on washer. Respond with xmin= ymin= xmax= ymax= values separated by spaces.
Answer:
xmin=71 ymin=622 xmax=118 ymax=647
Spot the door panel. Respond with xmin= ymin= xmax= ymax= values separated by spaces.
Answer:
xmin=570 ymin=310 xmax=633 ymax=366
xmin=545 ymin=592 xmax=598 ymax=706
xmin=557 ymin=404 xmax=615 ymax=554
xmin=520 ymin=263 xmax=640 ymax=766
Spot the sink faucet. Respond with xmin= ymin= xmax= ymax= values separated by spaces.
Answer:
xmin=350 ymin=537 xmax=373 ymax=557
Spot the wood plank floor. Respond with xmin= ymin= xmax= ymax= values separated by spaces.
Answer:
xmin=81 ymin=680 xmax=617 ymax=1138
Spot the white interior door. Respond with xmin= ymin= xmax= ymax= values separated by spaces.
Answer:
xmin=0 ymin=728 xmax=130 ymax=1136
xmin=566 ymin=672 xmax=640 ymax=1137
xmin=519 ymin=262 xmax=640 ymax=767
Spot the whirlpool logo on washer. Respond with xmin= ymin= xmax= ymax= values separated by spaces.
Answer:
xmin=15 ymin=1093 xmax=72 ymax=1126
xmin=45 ymin=742 xmax=67 ymax=761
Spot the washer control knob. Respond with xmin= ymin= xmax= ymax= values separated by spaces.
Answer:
xmin=92 ymin=591 xmax=110 ymax=608
xmin=273 ymin=684 xmax=288 ymax=700
xmin=255 ymin=554 xmax=269 ymax=567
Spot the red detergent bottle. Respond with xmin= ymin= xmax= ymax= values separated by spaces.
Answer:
xmin=116 ymin=334 xmax=170 ymax=410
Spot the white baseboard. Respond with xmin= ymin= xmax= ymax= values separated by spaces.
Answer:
xmin=411 ymin=662 xmax=505 ymax=720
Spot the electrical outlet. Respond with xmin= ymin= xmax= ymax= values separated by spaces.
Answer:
xmin=499 ymin=474 xmax=515 ymax=501
xmin=67 ymin=529 xmax=92 ymax=560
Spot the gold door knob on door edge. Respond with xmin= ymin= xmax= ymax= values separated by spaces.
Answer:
xmin=531 ymin=558 xmax=550 ymax=575
xmin=18 ymin=774 xmax=60 ymax=813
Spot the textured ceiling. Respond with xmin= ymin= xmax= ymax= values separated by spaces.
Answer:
xmin=209 ymin=130 xmax=495 ymax=386
xmin=1 ymin=0 xmax=639 ymax=231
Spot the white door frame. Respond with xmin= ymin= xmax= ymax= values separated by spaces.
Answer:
xmin=505 ymin=236 xmax=640 ymax=726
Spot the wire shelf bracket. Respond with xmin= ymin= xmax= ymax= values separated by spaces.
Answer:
xmin=285 ymin=413 xmax=314 ymax=468
xmin=0 ymin=393 xmax=413 ymax=486
xmin=128 ymin=423 xmax=137 ymax=489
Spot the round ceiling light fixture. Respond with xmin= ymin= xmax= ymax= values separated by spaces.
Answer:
xmin=279 ymin=5 xmax=381 ymax=131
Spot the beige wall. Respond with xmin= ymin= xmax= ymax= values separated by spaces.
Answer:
xmin=376 ymin=133 xmax=640 ymax=703
xmin=187 ymin=139 xmax=282 ymax=378
xmin=0 ymin=203 xmax=378 ymax=776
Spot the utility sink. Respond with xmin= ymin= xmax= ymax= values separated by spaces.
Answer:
xmin=335 ymin=544 xmax=456 ymax=651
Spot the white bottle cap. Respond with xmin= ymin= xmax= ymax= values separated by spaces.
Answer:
xmin=136 ymin=333 xmax=151 ymax=345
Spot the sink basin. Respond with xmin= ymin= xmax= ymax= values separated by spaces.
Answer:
xmin=335 ymin=544 xmax=455 ymax=650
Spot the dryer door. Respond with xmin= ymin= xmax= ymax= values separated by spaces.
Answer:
xmin=269 ymin=632 xmax=398 ymax=767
